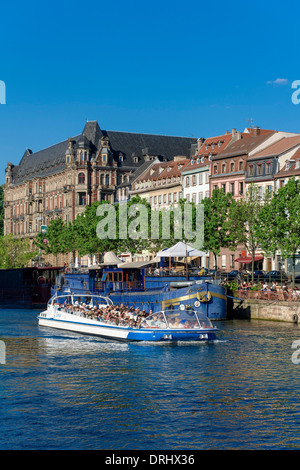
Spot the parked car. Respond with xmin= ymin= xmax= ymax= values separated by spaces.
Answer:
xmin=295 ymin=275 xmax=300 ymax=284
xmin=226 ymin=270 xmax=244 ymax=281
xmin=250 ymin=270 xmax=266 ymax=280
xmin=264 ymin=270 xmax=288 ymax=282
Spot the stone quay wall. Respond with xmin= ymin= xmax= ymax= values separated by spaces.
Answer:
xmin=229 ymin=298 xmax=300 ymax=323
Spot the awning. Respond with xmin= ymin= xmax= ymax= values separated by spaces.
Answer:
xmin=235 ymin=255 xmax=264 ymax=264
xmin=157 ymin=242 xmax=206 ymax=258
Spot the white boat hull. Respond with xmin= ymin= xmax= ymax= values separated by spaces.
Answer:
xmin=38 ymin=316 xmax=131 ymax=341
xmin=38 ymin=294 xmax=217 ymax=342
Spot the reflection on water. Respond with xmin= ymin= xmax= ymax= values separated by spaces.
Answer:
xmin=1 ymin=310 xmax=300 ymax=449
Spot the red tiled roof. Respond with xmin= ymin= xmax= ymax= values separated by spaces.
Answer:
xmin=137 ymin=159 xmax=189 ymax=182
xmin=197 ymin=133 xmax=233 ymax=157
xmin=274 ymin=148 xmax=300 ymax=178
xmin=213 ymin=131 xmax=275 ymax=160
xmin=250 ymin=135 xmax=300 ymax=159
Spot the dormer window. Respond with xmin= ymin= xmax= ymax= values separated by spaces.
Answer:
xmin=201 ymin=156 xmax=205 ymax=163
xmin=133 ymin=157 xmax=138 ymax=163
xmin=119 ymin=155 xmax=123 ymax=162
xmin=191 ymin=159 xmax=194 ymax=165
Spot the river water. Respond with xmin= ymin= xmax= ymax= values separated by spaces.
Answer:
xmin=1 ymin=308 xmax=300 ymax=450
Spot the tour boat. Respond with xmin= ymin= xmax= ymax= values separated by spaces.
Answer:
xmin=37 ymin=294 xmax=217 ymax=342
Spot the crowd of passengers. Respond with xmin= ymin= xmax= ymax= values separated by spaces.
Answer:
xmin=56 ymin=302 xmax=151 ymax=328
xmin=54 ymin=300 xmax=202 ymax=329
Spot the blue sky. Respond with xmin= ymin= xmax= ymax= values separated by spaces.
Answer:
xmin=0 ymin=0 xmax=300 ymax=184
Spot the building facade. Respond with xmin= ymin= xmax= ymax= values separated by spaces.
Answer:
xmin=130 ymin=157 xmax=189 ymax=208
xmin=4 ymin=121 xmax=197 ymax=264
xmin=182 ymin=131 xmax=234 ymax=204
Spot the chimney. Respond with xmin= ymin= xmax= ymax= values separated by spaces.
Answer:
xmin=252 ymin=127 xmax=261 ymax=136
xmin=232 ymin=128 xmax=237 ymax=136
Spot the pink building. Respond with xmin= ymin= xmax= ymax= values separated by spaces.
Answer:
xmin=208 ymin=128 xmax=275 ymax=271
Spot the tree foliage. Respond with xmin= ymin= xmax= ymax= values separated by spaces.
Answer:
xmin=257 ymin=178 xmax=300 ymax=285
xmin=0 ymin=234 xmax=36 ymax=268
xmin=201 ymin=188 xmax=237 ymax=271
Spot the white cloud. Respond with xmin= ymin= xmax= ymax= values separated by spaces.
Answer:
xmin=266 ymin=78 xmax=289 ymax=85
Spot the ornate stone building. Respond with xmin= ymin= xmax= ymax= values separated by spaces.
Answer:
xmin=4 ymin=121 xmax=197 ymax=257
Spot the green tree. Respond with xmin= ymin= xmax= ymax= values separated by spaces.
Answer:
xmin=229 ymin=183 xmax=265 ymax=283
xmin=0 ymin=185 xmax=4 ymax=236
xmin=257 ymin=178 xmax=300 ymax=285
xmin=35 ymin=218 xmax=68 ymax=265
xmin=201 ymin=188 xmax=237 ymax=275
xmin=0 ymin=234 xmax=36 ymax=268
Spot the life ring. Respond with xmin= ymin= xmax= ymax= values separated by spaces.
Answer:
xmin=292 ymin=314 xmax=298 ymax=324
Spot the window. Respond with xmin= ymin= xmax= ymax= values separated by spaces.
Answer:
xmin=199 ymin=173 xmax=203 ymax=185
xmin=192 ymin=193 xmax=196 ymax=203
xmin=222 ymin=164 xmax=226 ymax=173
xmin=78 ymin=172 xmax=85 ymax=184
xmin=249 ymin=165 xmax=254 ymax=176
xmin=199 ymin=192 xmax=203 ymax=202
xmin=230 ymin=254 xmax=235 ymax=268
xmin=78 ymin=192 xmax=86 ymax=206
xmin=239 ymin=182 xmax=243 ymax=195
xmin=266 ymin=162 xmax=271 ymax=174
xmin=221 ymin=255 xmax=226 ymax=269
xmin=213 ymin=165 xmax=218 ymax=174
xmin=230 ymin=183 xmax=234 ymax=195
xmin=257 ymin=164 xmax=262 ymax=176
xmin=221 ymin=183 xmax=226 ymax=192
xmin=186 ymin=176 xmax=190 ymax=186
xmin=230 ymin=162 xmax=235 ymax=172
xmin=239 ymin=161 xmax=243 ymax=171
xmin=192 ymin=175 xmax=196 ymax=185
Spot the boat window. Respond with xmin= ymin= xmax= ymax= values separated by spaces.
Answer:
xmin=165 ymin=310 xmax=200 ymax=329
xmin=140 ymin=312 xmax=167 ymax=329
xmin=165 ymin=309 xmax=213 ymax=329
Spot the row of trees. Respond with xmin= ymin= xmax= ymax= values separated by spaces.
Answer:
xmin=33 ymin=178 xmax=300 ymax=284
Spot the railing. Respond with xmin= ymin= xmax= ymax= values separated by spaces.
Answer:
xmin=233 ymin=288 xmax=300 ymax=302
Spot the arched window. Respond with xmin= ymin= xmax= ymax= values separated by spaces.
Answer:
xmin=78 ymin=172 xmax=85 ymax=184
